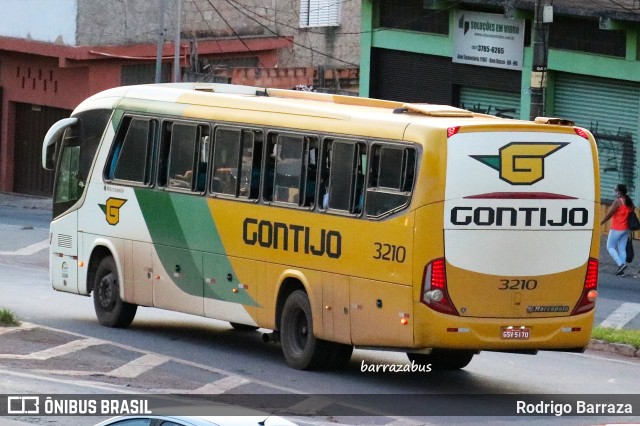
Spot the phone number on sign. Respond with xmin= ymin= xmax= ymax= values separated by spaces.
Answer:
xmin=475 ymin=45 xmax=505 ymax=54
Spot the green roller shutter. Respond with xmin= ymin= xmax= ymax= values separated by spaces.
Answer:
xmin=460 ymin=87 xmax=521 ymax=119
xmin=554 ymin=73 xmax=640 ymax=203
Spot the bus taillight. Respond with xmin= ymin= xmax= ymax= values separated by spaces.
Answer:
xmin=571 ymin=258 xmax=599 ymax=315
xmin=574 ymin=128 xmax=589 ymax=140
xmin=421 ymin=258 xmax=459 ymax=316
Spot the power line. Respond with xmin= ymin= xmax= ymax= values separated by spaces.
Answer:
xmin=229 ymin=0 xmax=462 ymax=36
xmin=205 ymin=0 xmax=269 ymax=68
xmin=223 ymin=0 xmax=359 ymax=67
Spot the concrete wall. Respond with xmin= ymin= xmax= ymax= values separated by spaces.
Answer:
xmin=77 ymin=0 xmax=177 ymax=46
xmin=0 ymin=0 xmax=77 ymax=44
xmin=14 ymin=0 xmax=360 ymax=68
xmin=182 ymin=0 xmax=360 ymax=68
xmin=273 ymin=0 xmax=361 ymax=68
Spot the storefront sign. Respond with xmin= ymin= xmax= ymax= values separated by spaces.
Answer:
xmin=453 ymin=11 xmax=525 ymax=71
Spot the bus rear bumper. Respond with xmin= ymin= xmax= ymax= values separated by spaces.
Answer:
xmin=413 ymin=312 xmax=595 ymax=351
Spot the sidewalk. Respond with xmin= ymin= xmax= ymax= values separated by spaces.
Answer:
xmin=600 ymin=233 xmax=640 ymax=277
xmin=0 ymin=191 xmax=52 ymax=210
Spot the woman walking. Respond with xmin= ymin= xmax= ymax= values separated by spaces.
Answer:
xmin=601 ymin=184 xmax=634 ymax=275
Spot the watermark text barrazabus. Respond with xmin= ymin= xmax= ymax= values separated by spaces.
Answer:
xmin=361 ymin=360 xmax=432 ymax=373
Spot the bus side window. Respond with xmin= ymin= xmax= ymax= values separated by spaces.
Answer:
xmin=211 ymin=127 xmax=261 ymax=199
xmin=248 ymin=131 xmax=263 ymax=199
xmin=194 ymin=131 xmax=210 ymax=193
xmin=320 ymin=138 xmax=366 ymax=215
xmin=274 ymin=135 xmax=304 ymax=204
xmin=264 ymin=132 xmax=310 ymax=206
xmin=166 ymin=123 xmax=199 ymax=191
xmin=303 ymin=137 xmax=319 ymax=207
xmin=108 ymin=116 xmax=156 ymax=185
xmin=365 ymin=144 xmax=416 ymax=217
xmin=212 ymin=127 xmax=241 ymax=195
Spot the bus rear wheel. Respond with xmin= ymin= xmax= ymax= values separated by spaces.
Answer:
xmin=280 ymin=290 xmax=330 ymax=370
xmin=93 ymin=256 xmax=137 ymax=328
xmin=407 ymin=349 xmax=475 ymax=370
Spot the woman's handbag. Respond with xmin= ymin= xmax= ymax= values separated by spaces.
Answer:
xmin=627 ymin=235 xmax=635 ymax=263
xmin=629 ymin=209 xmax=640 ymax=231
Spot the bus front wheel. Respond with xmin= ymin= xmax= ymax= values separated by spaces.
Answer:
xmin=407 ymin=349 xmax=475 ymax=370
xmin=280 ymin=290 xmax=329 ymax=370
xmin=93 ymin=256 xmax=137 ymax=328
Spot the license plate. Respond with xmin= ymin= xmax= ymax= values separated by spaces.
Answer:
xmin=501 ymin=327 xmax=530 ymax=340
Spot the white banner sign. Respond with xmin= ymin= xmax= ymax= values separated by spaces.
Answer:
xmin=453 ymin=11 xmax=525 ymax=70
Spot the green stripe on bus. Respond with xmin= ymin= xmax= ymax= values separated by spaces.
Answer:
xmin=134 ymin=189 xmax=258 ymax=307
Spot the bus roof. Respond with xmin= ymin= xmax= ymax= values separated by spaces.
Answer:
xmin=76 ymin=83 xmax=573 ymax=141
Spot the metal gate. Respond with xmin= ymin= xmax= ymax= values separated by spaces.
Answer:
xmin=369 ymin=48 xmax=521 ymax=105
xmin=460 ymin=87 xmax=521 ymax=119
xmin=553 ymin=73 xmax=640 ymax=203
xmin=13 ymin=103 xmax=71 ymax=196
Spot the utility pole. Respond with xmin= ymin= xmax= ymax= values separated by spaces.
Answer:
xmin=529 ymin=1 xmax=550 ymax=120
xmin=173 ymin=0 xmax=182 ymax=83
xmin=155 ymin=0 xmax=166 ymax=83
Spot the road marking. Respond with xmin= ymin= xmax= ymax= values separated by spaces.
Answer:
xmin=107 ymin=353 xmax=170 ymax=378
xmin=0 ymin=239 xmax=49 ymax=256
xmin=191 ymin=375 xmax=250 ymax=394
xmin=27 ymin=337 xmax=103 ymax=360
xmin=0 ymin=338 xmax=103 ymax=360
xmin=0 ymin=367 xmax=143 ymax=394
xmin=599 ymin=302 xmax=640 ymax=329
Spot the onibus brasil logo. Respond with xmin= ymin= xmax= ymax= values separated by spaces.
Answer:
xmin=471 ymin=142 xmax=567 ymax=185
xmin=99 ymin=197 xmax=127 ymax=225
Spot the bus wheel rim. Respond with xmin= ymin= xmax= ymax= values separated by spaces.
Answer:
xmin=293 ymin=308 xmax=309 ymax=351
xmin=98 ymin=272 xmax=117 ymax=310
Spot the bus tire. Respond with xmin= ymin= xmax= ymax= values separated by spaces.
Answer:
xmin=93 ymin=256 xmax=137 ymax=328
xmin=229 ymin=322 xmax=259 ymax=332
xmin=280 ymin=290 xmax=329 ymax=370
xmin=407 ymin=349 xmax=475 ymax=370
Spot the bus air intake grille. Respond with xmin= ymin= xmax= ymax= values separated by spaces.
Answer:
xmin=57 ymin=234 xmax=72 ymax=249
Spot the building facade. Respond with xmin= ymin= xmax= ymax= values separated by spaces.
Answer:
xmin=360 ymin=0 xmax=640 ymax=205
xmin=0 ymin=0 xmax=360 ymax=195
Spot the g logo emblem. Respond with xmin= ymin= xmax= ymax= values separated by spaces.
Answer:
xmin=472 ymin=142 xmax=567 ymax=185
xmin=99 ymin=197 xmax=127 ymax=225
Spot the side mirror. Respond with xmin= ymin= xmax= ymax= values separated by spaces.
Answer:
xmin=42 ymin=117 xmax=78 ymax=170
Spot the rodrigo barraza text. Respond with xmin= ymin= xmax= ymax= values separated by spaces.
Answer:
xmin=516 ymin=400 xmax=633 ymax=416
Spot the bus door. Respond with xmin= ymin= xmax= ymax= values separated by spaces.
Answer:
xmin=43 ymin=110 xmax=112 ymax=295
xmin=322 ymin=273 xmax=351 ymax=344
xmin=49 ymin=124 xmax=83 ymax=294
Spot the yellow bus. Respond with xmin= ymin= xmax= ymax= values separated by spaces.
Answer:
xmin=42 ymin=83 xmax=600 ymax=370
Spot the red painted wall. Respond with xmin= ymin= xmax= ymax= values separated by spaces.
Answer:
xmin=0 ymin=53 xmax=97 ymax=192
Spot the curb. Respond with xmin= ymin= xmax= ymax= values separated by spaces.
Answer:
xmin=588 ymin=339 xmax=640 ymax=358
